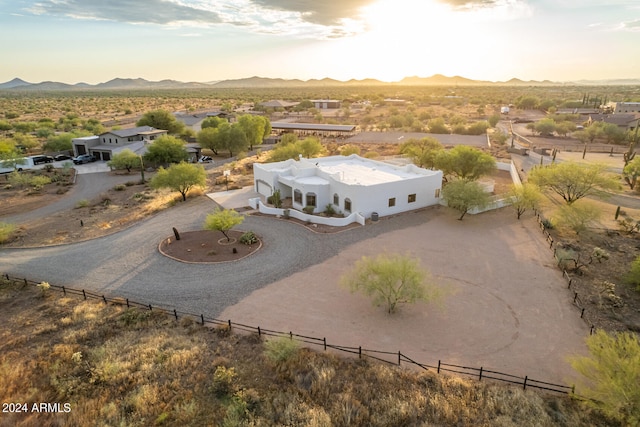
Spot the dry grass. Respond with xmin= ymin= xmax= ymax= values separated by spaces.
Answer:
xmin=0 ymin=278 xmax=618 ymax=427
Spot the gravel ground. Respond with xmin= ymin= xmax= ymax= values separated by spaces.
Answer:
xmin=0 ymin=196 xmax=429 ymax=317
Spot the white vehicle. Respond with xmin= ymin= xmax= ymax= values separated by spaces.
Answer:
xmin=500 ymin=106 xmax=510 ymax=115
xmin=0 ymin=156 xmax=36 ymax=174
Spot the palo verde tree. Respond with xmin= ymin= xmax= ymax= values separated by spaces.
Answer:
xmin=341 ymin=253 xmax=443 ymax=314
xmin=150 ymin=162 xmax=206 ymax=202
xmin=136 ymin=109 xmax=185 ymax=135
xmin=554 ymin=201 xmax=602 ymax=236
xmin=107 ymin=149 xmax=142 ymax=173
xmin=204 ymin=208 xmax=245 ymax=242
xmin=399 ymin=136 xmax=443 ymax=169
xmin=435 ymin=145 xmax=496 ymax=181
xmin=569 ymin=330 xmax=640 ymax=426
xmin=236 ymin=114 xmax=271 ymax=151
xmin=507 ymin=183 xmax=541 ymax=219
xmin=623 ymin=156 xmax=640 ymax=190
xmin=143 ymin=135 xmax=189 ymax=167
xmin=441 ymin=180 xmax=490 ymax=220
xmin=528 ymin=162 xmax=618 ymax=204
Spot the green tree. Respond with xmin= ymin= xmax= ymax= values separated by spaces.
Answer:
xmin=279 ymin=133 xmax=298 ymax=146
xmin=624 ymin=255 xmax=640 ymax=290
xmin=143 ymin=135 xmax=189 ymax=167
xmin=434 ymin=145 xmax=496 ymax=181
xmin=507 ymin=183 xmax=541 ymax=219
xmin=204 ymin=208 xmax=244 ymax=242
xmin=602 ymin=123 xmax=626 ymax=144
xmin=43 ymin=131 xmax=90 ymax=153
xmin=399 ymin=137 xmax=443 ymax=168
xmin=227 ymin=124 xmax=249 ymax=157
xmin=108 ymin=149 xmax=142 ymax=173
xmin=554 ymin=201 xmax=601 ymax=236
xmin=516 ymin=96 xmax=539 ymax=109
xmin=201 ymin=116 xmax=227 ymax=130
xmin=13 ymin=133 xmax=40 ymax=152
xmin=534 ymin=118 xmax=556 ymax=136
xmin=136 ymin=109 xmax=185 ymax=134
xmin=623 ymin=156 xmax=640 ymax=190
xmin=528 ymin=162 xmax=618 ymax=204
xmin=488 ymin=114 xmax=500 ymax=127
xmin=441 ymin=180 xmax=490 ymax=220
xmin=341 ymin=253 xmax=443 ymax=314
xmin=196 ymin=127 xmax=221 ymax=156
xmin=237 ymin=115 xmax=270 ymax=151
xmin=569 ymin=330 xmax=640 ymax=425
xmin=427 ymin=118 xmax=449 ymax=134
xmin=298 ymin=137 xmax=324 ymax=159
xmin=150 ymin=162 xmax=206 ymax=202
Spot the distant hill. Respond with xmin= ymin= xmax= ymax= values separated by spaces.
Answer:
xmin=1 ymin=75 xmax=638 ymax=91
xmin=0 ymin=77 xmax=32 ymax=89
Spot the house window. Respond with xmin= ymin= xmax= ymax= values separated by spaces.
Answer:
xmin=344 ymin=198 xmax=352 ymax=212
xmin=388 ymin=197 xmax=396 ymax=207
xmin=102 ymin=138 xmax=106 ymax=143
xmin=408 ymin=194 xmax=416 ymax=203
xmin=306 ymin=193 xmax=317 ymax=207
xmin=294 ymin=190 xmax=302 ymax=204
xmin=333 ymin=193 xmax=339 ymax=206
xmin=435 ymin=188 xmax=441 ymax=198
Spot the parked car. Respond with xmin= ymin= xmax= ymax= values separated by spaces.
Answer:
xmin=198 ymin=155 xmax=213 ymax=163
xmin=54 ymin=154 xmax=72 ymax=161
xmin=72 ymin=154 xmax=96 ymax=164
xmin=31 ymin=155 xmax=54 ymax=165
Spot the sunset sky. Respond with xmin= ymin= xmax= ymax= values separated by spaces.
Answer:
xmin=1 ymin=0 xmax=639 ymax=84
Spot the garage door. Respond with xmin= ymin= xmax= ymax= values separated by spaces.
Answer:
xmin=256 ymin=180 xmax=272 ymax=197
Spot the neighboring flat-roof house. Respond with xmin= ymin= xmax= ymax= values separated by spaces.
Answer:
xmin=312 ymin=99 xmax=341 ymax=109
xmin=258 ymin=100 xmax=300 ymax=110
xmin=253 ymin=154 xmax=442 ymax=219
xmin=72 ymin=126 xmax=168 ymax=161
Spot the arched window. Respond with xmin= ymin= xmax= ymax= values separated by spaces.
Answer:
xmin=294 ymin=189 xmax=302 ymax=204
xmin=344 ymin=198 xmax=352 ymax=212
xmin=333 ymin=193 xmax=339 ymax=206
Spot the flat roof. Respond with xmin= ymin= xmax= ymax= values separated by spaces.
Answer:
xmin=313 ymin=155 xmax=438 ymax=186
xmin=271 ymin=122 xmax=356 ymax=132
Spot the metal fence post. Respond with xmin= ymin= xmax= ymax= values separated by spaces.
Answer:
xmin=479 ymin=367 xmax=483 ymax=381
xmin=523 ymin=376 xmax=528 ymax=390
xmin=398 ymin=351 xmax=401 ymax=366
xmin=201 ymin=314 xmax=204 ymax=325
xmin=82 ymin=289 xmax=86 ymax=300
xmin=323 ymin=337 xmax=326 ymax=351
xmin=257 ymin=326 xmax=261 ymax=337
xmin=62 ymin=286 xmax=66 ymax=295
xmin=437 ymin=360 xmax=441 ymax=374
xmin=173 ymin=309 xmax=178 ymax=320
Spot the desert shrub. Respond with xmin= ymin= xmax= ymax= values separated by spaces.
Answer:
xmin=303 ymin=206 xmax=315 ymax=214
xmin=3 ymin=184 xmax=12 ymax=190
xmin=211 ymin=366 xmax=237 ymax=397
xmin=324 ymin=204 xmax=336 ymax=216
xmin=541 ymin=218 xmax=554 ymax=229
xmin=30 ymin=175 xmax=51 ymax=190
xmin=43 ymin=164 xmax=54 ymax=172
xmin=125 ymin=181 xmax=136 ymax=187
xmin=618 ymin=217 xmax=640 ymax=234
xmin=239 ymin=231 xmax=258 ymax=245
xmin=0 ymin=222 xmax=16 ymax=244
xmin=624 ymin=255 xmax=640 ymax=291
xmin=264 ymin=337 xmax=300 ymax=364
xmin=76 ymin=199 xmax=89 ymax=208
xmin=113 ymin=184 xmax=126 ymax=191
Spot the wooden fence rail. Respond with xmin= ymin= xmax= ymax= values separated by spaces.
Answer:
xmin=2 ymin=272 xmax=574 ymax=396
xmin=531 ymin=210 xmax=596 ymax=335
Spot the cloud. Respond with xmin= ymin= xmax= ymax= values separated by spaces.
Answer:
xmin=620 ymin=19 xmax=640 ymax=31
xmin=29 ymin=0 xmax=224 ymax=25
xmin=249 ymin=0 xmax=374 ymax=25
xmin=26 ymin=0 xmax=368 ymax=39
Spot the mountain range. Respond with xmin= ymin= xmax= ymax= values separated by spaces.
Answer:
xmin=1 ymin=75 xmax=639 ymax=91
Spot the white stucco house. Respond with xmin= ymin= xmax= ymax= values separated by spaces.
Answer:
xmin=253 ymin=154 xmax=442 ymax=221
